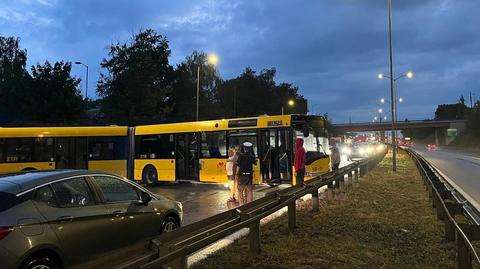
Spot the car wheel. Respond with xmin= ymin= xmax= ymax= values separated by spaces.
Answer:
xmin=21 ymin=256 xmax=59 ymax=269
xmin=161 ymin=216 xmax=179 ymax=233
xmin=142 ymin=165 xmax=158 ymax=187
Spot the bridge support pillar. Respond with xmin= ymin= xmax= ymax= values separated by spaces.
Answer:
xmin=380 ymin=131 xmax=386 ymax=142
xmin=435 ymin=128 xmax=440 ymax=146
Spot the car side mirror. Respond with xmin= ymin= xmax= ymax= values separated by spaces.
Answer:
xmin=140 ymin=191 xmax=152 ymax=205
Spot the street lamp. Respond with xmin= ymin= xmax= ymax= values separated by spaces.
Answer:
xmin=196 ymin=53 xmax=219 ymax=121
xmin=282 ymin=100 xmax=295 ymax=115
xmin=74 ymin=62 xmax=89 ymax=100
xmin=377 ymin=68 xmax=413 ymax=171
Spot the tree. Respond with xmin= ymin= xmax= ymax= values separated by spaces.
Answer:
xmin=27 ymin=61 xmax=84 ymax=123
xmin=216 ymin=67 xmax=307 ymax=118
xmin=459 ymin=95 xmax=466 ymax=106
xmin=97 ymin=29 xmax=174 ymax=124
xmin=171 ymin=51 xmax=221 ymax=122
xmin=434 ymin=102 xmax=467 ymax=120
xmin=0 ymin=36 xmax=30 ymax=122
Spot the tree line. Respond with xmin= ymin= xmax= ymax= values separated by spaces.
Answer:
xmin=0 ymin=29 xmax=307 ymax=126
xmin=435 ymin=95 xmax=480 ymax=135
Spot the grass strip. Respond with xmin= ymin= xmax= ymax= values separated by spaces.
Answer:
xmin=192 ymin=150 xmax=456 ymax=269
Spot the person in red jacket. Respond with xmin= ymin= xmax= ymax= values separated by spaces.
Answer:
xmin=294 ymin=137 xmax=306 ymax=185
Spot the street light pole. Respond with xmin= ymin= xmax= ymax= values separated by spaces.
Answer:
xmin=196 ymin=66 xmax=200 ymax=121
xmin=388 ymin=0 xmax=397 ymax=172
xmin=196 ymin=53 xmax=219 ymax=121
xmin=74 ymin=62 xmax=89 ymax=100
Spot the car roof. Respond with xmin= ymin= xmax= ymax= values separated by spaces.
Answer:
xmin=0 ymin=170 xmax=119 ymax=195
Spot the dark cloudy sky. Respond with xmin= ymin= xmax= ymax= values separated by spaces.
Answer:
xmin=1 ymin=0 xmax=479 ymax=123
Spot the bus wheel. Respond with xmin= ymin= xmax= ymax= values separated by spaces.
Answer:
xmin=142 ymin=165 xmax=158 ymax=187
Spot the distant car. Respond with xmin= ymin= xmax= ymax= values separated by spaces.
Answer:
xmin=426 ymin=144 xmax=438 ymax=151
xmin=0 ymin=170 xmax=183 ymax=269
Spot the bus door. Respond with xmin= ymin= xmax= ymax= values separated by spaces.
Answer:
xmin=175 ymin=133 xmax=199 ymax=180
xmin=277 ymin=129 xmax=292 ymax=183
xmin=56 ymin=138 xmax=87 ymax=170
xmin=260 ymin=130 xmax=280 ymax=182
xmin=228 ymin=130 xmax=260 ymax=184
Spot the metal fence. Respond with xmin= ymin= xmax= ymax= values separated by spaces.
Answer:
xmin=406 ymin=149 xmax=480 ymax=269
xmin=117 ymin=151 xmax=386 ymax=269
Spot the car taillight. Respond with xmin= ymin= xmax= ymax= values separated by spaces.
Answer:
xmin=0 ymin=227 xmax=12 ymax=240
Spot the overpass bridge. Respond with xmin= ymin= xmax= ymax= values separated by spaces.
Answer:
xmin=332 ymin=120 xmax=467 ymax=145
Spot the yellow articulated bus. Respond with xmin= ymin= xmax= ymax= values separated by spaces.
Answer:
xmin=133 ymin=114 xmax=331 ymax=186
xmin=0 ymin=126 xmax=130 ymax=177
xmin=0 ymin=115 xmax=331 ymax=186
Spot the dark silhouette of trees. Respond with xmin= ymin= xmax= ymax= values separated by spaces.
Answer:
xmin=0 ymin=35 xmax=85 ymax=125
xmin=216 ymin=67 xmax=307 ymax=119
xmin=97 ymin=29 xmax=174 ymax=125
xmin=171 ymin=51 xmax=222 ymax=122
xmin=28 ymin=61 xmax=83 ymax=123
xmin=0 ymin=36 xmax=30 ymax=122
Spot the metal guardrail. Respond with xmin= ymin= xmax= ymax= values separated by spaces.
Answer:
xmin=116 ymin=151 xmax=387 ymax=269
xmin=406 ymin=149 xmax=480 ymax=269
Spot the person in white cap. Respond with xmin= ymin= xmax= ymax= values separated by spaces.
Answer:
xmin=235 ymin=142 xmax=257 ymax=204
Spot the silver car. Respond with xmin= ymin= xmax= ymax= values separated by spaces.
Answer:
xmin=0 ymin=170 xmax=183 ymax=269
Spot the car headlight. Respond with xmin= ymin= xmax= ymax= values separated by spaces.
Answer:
xmin=366 ymin=146 xmax=373 ymax=153
xmin=342 ymin=147 xmax=351 ymax=155
xmin=376 ymin=145 xmax=384 ymax=152
xmin=359 ymin=148 xmax=365 ymax=155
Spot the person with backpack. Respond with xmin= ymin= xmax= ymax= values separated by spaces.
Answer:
xmin=235 ymin=142 xmax=257 ymax=204
xmin=294 ymin=137 xmax=306 ymax=185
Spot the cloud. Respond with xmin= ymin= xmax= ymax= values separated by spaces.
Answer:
xmin=1 ymin=0 xmax=479 ymax=122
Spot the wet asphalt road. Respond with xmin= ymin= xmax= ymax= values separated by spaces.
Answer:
xmin=149 ymin=182 xmax=287 ymax=225
xmin=412 ymin=145 xmax=480 ymax=208
xmin=147 ymin=155 xmax=352 ymax=225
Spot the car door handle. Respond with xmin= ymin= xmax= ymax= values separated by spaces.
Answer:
xmin=112 ymin=210 xmax=125 ymax=216
xmin=57 ymin=216 xmax=73 ymax=222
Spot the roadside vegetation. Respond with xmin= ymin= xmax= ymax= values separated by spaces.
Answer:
xmin=192 ymin=150 xmax=456 ymax=269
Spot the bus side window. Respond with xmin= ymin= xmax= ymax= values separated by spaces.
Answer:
xmin=33 ymin=138 xmax=54 ymax=162
xmin=200 ymin=132 xmax=227 ymax=158
xmin=89 ymin=137 xmax=115 ymax=160
xmin=135 ymin=135 xmax=174 ymax=160
xmin=0 ymin=139 xmax=4 ymax=162
xmin=4 ymin=138 xmax=33 ymax=163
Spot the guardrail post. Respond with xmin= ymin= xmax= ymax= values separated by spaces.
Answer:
xmin=326 ymin=181 xmax=334 ymax=200
xmin=434 ymin=195 xmax=446 ymax=221
xmin=445 ymin=200 xmax=461 ymax=242
xmin=338 ymin=174 xmax=345 ymax=192
xmin=311 ymin=189 xmax=320 ymax=212
xmin=288 ymin=201 xmax=296 ymax=232
xmin=170 ymin=255 xmax=187 ymax=269
xmin=457 ymin=229 xmax=473 ymax=269
xmin=347 ymin=171 xmax=353 ymax=190
xmin=360 ymin=165 xmax=366 ymax=178
xmin=249 ymin=219 xmax=261 ymax=254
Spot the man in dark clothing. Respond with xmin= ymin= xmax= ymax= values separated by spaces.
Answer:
xmin=235 ymin=142 xmax=257 ymax=204
xmin=294 ymin=138 xmax=306 ymax=185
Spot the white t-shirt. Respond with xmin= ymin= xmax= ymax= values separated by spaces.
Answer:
xmin=226 ymin=156 xmax=234 ymax=176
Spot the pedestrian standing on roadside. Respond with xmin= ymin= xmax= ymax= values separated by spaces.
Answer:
xmin=235 ymin=142 xmax=257 ymax=205
xmin=226 ymin=148 xmax=236 ymax=201
xmin=330 ymin=139 xmax=341 ymax=171
xmin=294 ymin=137 xmax=306 ymax=186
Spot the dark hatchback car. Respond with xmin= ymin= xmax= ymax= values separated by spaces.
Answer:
xmin=0 ymin=170 xmax=182 ymax=269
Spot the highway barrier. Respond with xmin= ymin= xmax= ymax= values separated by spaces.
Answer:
xmin=116 ymin=150 xmax=387 ymax=269
xmin=406 ymin=149 xmax=480 ymax=269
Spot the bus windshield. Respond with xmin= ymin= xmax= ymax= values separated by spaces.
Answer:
xmin=295 ymin=131 xmax=328 ymax=155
